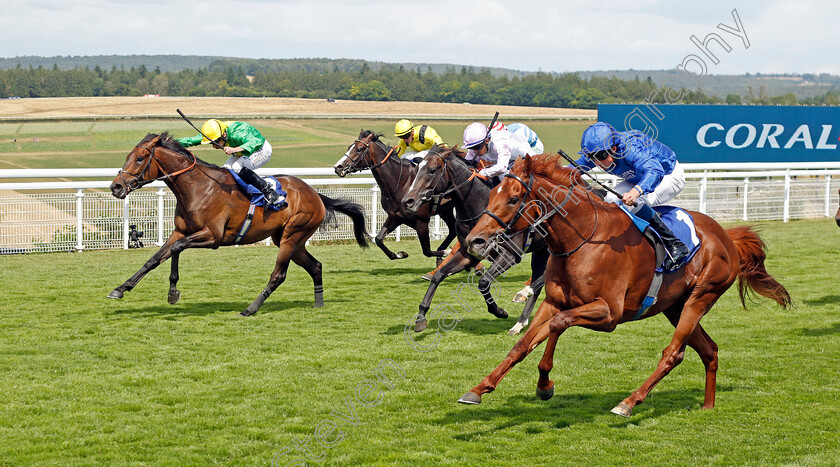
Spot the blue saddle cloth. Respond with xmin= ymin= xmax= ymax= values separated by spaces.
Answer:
xmin=617 ymin=204 xmax=701 ymax=273
xmin=228 ymin=169 xmax=286 ymax=211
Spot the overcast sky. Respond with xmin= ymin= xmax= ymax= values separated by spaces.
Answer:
xmin=2 ymin=0 xmax=838 ymax=75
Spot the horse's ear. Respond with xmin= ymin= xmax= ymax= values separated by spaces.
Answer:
xmin=524 ymin=154 xmax=533 ymax=173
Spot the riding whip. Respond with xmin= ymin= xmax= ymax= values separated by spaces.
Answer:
xmin=176 ymin=109 xmax=226 ymax=150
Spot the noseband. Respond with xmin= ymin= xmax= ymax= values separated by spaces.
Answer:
xmin=480 ymin=172 xmax=598 ymax=257
xmin=116 ymin=141 xmax=197 ymax=194
xmin=340 ymin=138 xmax=397 ymax=175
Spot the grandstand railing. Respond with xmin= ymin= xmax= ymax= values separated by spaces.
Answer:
xmin=2 ymin=163 xmax=839 ymax=254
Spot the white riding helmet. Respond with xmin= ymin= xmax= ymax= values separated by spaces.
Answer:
xmin=463 ymin=122 xmax=488 ymax=149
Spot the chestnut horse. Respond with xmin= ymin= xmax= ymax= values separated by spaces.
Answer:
xmin=459 ymin=154 xmax=791 ymax=416
xmin=108 ymin=133 xmax=369 ymax=316
xmin=334 ymin=130 xmax=457 ymax=261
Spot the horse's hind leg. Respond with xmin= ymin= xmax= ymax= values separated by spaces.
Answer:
xmin=292 ymin=248 xmax=324 ymax=308
xmin=510 ymin=274 xmax=544 ymax=335
xmin=663 ymin=309 xmax=719 ymax=409
xmin=375 ymin=215 xmax=408 ymax=260
xmin=612 ymin=293 xmax=721 ymax=417
xmin=414 ymin=249 xmax=476 ymax=332
xmin=241 ymin=243 xmax=293 ymax=316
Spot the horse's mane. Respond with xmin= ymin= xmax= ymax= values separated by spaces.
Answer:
xmin=142 ymin=132 xmax=221 ymax=169
xmin=359 ymin=129 xmax=386 ymax=143
xmin=514 ymin=154 xmax=609 ymax=204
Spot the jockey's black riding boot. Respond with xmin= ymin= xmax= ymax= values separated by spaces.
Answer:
xmin=238 ymin=167 xmax=284 ymax=206
xmin=636 ymin=204 xmax=690 ymax=270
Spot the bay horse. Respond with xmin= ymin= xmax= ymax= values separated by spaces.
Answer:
xmin=402 ymin=146 xmax=548 ymax=334
xmin=459 ymin=154 xmax=791 ymax=416
xmin=108 ymin=133 xmax=369 ymax=316
xmin=835 ymin=188 xmax=840 ymax=227
xmin=334 ymin=130 xmax=457 ymax=262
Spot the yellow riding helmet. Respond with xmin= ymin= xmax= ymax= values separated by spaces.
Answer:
xmin=200 ymin=119 xmax=227 ymax=144
xmin=395 ymin=119 xmax=414 ymax=137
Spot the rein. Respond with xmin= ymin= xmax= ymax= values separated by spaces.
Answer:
xmin=116 ymin=141 xmax=197 ymax=193
xmin=343 ymin=138 xmax=404 ymax=201
xmin=425 ymin=153 xmax=486 ymax=222
xmin=482 ymin=171 xmax=599 ymax=257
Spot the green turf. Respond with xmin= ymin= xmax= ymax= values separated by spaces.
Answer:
xmin=0 ymin=218 xmax=838 ymax=465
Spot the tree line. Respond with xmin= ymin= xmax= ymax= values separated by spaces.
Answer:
xmin=0 ymin=61 xmax=835 ymax=108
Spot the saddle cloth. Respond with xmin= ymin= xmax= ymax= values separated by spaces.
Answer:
xmin=228 ymin=169 xmax=286 ymax=211
xmin=617 ymin=204 xmax=701 ymax=273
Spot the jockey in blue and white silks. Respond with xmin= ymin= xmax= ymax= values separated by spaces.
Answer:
xmin=573 ymin=121 xmax=690 ymax=269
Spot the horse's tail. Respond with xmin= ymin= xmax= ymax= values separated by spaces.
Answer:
xmin=726 ymin=225 xmax=791 ymax=309
xmin=318 ymin=193 xmax=370 ymax=249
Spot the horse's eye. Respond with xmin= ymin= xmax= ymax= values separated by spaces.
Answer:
xmin=427 ymin=168 xmax=437 ymax=174
xmin=508 ymin=196 xmax=520 ymax=205
xmin=136 ymin=156 xmax=145 ymax=163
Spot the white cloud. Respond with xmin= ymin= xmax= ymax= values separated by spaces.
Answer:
xmin=1 ymin=0 xmax=838 ymax=74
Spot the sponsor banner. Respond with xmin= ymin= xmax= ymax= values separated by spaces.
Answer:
xmin=597 ymin=104 xmax=840 ymax=163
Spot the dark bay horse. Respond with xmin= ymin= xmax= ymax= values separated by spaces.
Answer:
xmin=334 ymin=130 xmax=457 ymax=262
xmin=459 ymin=154 xmax=791 ymax=416
xmin=402 ymin=146 xmax=547 ymax=334
xmin=108 ymin=133 xmax=369 ymax=316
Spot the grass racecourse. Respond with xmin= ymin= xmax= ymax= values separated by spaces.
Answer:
xmin=0 ymin=102 xmax=839 ymax=464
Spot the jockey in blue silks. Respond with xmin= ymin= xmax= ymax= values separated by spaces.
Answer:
xmin=573 ymin=122 xmax=690 ymax=270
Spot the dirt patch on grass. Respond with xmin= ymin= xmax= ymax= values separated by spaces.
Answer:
xmin=0 ymin=97 xmax=596 ymax=119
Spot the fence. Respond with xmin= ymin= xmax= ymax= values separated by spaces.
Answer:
xmin=1 ymin=163 xmax=839 ymax=254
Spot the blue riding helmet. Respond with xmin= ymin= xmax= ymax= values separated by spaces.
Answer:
xmin=578 ymin=122 xmax=620 ymax=156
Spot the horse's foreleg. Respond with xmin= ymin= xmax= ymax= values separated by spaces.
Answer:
xmin=107 ymin=232 xmax=184 ymax=299
xmin=476 ymin=254 xmax=519 ymax=320
xmin=375 ymin=215 xmax=408 ymax=260
xmin=414 ymin=249 xmax=476 ymax=332
xmin=414 ymin=221 xmax=445 ymax=259
xmin=435 ymin=206 xmax=457 ymax=252
xmin=458 ymin=300 xmax=558 ymax=404
xmin=167 ymin=252 xmax=181 ymax=304
xmin=613 ymin=293 xmax=719 ymax=417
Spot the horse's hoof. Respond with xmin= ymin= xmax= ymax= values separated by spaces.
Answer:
xmin=507 ymin=328 xmax=520 ymax=336
xmin=414 ymin=319 xmax=427 ymax=333
xmin=107 ymin=289 xmax=124 ymax=299
xmin=240 ymin=309 xmax=257 ymax=317
xmin=491 ymin=307 xmax=508 ymax=319
xmin=314 ymin=299 xmax=324 ymax=308
xmin=610 ymin=402 xmax=633 ymax=418
xmin=536 ymin=382 xmax=555 ymax=401
xmin=167 ymin=290 xmax=180 ymax=305
xmin=458 ymin=391 xmax=482 ymax=405
xmin=421 ymin=272 xmax=433 ymax=281
xmin=396 ymin=251 xmax=408 ymax=259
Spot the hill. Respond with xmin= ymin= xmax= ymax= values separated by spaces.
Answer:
xmin=2 ymin=55 xmax=838 ymax=99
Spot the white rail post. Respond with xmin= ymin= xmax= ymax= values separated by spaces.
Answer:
xmin=783 ymin=169 xmax=791 ymax=223
xmin=123 ymin=195 xmax=130 ymax=249
xmin=371 ymin=186 xmax=379 ymax=234
xmin=157 ymin=188 xmax=165 ymax=246
xmin=75 ymin=189 xmax=85 ymax=251
xmin=742 ymin=178 xmax=749 ymax=221
xmin=699 ymin=172 xmax=708 ymax=214
xmin=434 ymin=214 xmax=441 ymax=240
xmin=396 ymin=225 xmax=401 ymax=242
xmin=825 ymin=174 xmax=832 ymax=218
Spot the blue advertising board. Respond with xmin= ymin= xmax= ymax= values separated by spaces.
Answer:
xmin=597 ymin=104 xmax=840 ymax=163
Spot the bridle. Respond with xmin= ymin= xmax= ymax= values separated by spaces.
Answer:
xmin=340 ymin=137 xmax=397 ymax=175
xmin=480 ymin=171 xmax=599 ymax=257
xmin=116 ymin=141 xmax=197 ymax=194
xmin=422 ymin=151 xmax=486 ymax=218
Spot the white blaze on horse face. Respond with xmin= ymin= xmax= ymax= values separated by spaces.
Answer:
xmin=334 ymin=149 xmax=351 ymax=168
xmin=408 ymin=160 xmax=428 ymax=193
